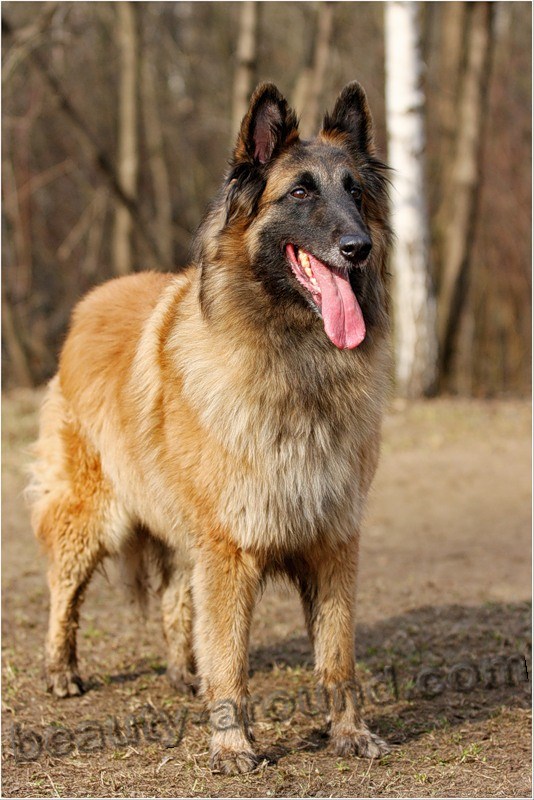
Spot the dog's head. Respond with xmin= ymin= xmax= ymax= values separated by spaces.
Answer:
xmin=197 ymin=83 xmax=390 ymax=350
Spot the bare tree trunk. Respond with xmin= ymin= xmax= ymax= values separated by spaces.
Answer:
xmin=1 ymin=2 xmax=59 ymax=83
xmin=3 ymin=154 xmax=32 ymax=301
xmin=231 ymin=1 xmax=258 ymax=137
xmin=83 ymin=188 xmax=109 ymax=278
xmin=385 ymin=1 xmax=438 ymax=398
xmin=141 ymin=48 xmax=173 ymax=268
xmin=3 ymin=11 xmax=170 ymax=269
xmin=293 ymin=1 xmax=335 ymax=138
xmin=437 ymin=2 xmax=494 ymax=381
xmin=430 ymin=2 xmax=466 ymax=220
xmin=291 ymin=10 xmax=315 ymax=115
xmin=113 ymin=1 xmax=139 ymax=276
xmin=1 ymin=289 xmax=33 ymax=387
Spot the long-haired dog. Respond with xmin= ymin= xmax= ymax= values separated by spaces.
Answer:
xmin=29 ymin=82 xmax=392 ymax=773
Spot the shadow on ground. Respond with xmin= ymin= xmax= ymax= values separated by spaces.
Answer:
xmin=248 ymin=600 xmax=531 ymax=747
xmin=67 ymin=599 xmax=531 ymax=750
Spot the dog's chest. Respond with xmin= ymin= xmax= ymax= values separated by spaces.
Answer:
xmin=176 ymin=333 xmax=386 ymax=552
xmin=212 ymin=390 xmax=374 ymax=551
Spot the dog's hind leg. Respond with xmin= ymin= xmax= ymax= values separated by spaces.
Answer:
xmin=161 ymin=563 xmax=197 ymax=693
xmin=44 ymin=516 xmax=106 ymax=697
xmin=29 ymin=381 xmax=113 ymax=697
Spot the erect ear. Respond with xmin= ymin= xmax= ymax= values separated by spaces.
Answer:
xmin=233 ymin=83 xmax=300 ymax=166
xmin=321 ymin=81 xmax=375 ymax=154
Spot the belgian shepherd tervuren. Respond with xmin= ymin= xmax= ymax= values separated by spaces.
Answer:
xmin=29 ymin=82 xmax=392 ymax=773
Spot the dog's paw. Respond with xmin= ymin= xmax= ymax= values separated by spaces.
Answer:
xmin=210 ymin=747 xmax=259 ymax=775
xmin=331 ymin=724 xmax=390 ymax=759
xmin=166 ymin=664 xmax=199 ymax=695
xmin=47 ymin=671 xmax=84 ymax=698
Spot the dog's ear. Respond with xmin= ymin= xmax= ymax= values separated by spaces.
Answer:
xmin=233 ymin=83 xmax=299 ymax=166
xmin=321 ymin=82 xmax=374 ymax=154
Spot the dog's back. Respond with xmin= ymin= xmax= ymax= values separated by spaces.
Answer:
xmin=30 ymin=270 xmax=173 ymax=549
xmin=60 ymin=272 xmax=171 ymax=432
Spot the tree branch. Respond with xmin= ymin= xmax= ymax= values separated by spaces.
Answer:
xmin=2 ymin=12 xmax=173 ymax=271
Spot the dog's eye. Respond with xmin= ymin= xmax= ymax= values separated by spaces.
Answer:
xmin=290 ymin=187 xmax=308 ymax=200
xmin=350 ymin=186 xmax=363 ymax=204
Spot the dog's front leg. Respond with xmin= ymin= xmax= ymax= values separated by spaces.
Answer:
xmin=300 ymin=536 xmax=390 ymax=759
xmin=192 ymin=537 xmax=261 ymax=775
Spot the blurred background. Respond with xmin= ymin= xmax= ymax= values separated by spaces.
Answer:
xmin=2 ymin=1 xmax=531 ymax=396
xmin=2 ymin=7 xmax=532 ymax=796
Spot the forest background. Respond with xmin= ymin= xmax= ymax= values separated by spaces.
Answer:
xmin=1 ymin=1 xmax=531 ymax=396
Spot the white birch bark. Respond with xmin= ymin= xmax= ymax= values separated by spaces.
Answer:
xmin=385 ymin=1 xmax=437 ymax=397
xmin=113 ymin=1 xmax=139 ymax=276
xmin=231 ymin=1 xmax=258 ymax=138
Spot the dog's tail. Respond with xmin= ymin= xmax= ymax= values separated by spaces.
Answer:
xmin=116 ymin=527 xmax=173 ymax=616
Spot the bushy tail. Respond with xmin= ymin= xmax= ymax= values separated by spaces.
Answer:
xmin=116 ymin=527 xmax=173 ymax=616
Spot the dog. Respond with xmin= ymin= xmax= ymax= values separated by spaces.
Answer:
xmin=29 ymin=81 xmax=392 ymax=774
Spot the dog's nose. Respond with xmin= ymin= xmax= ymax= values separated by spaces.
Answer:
xmin=339 ymin=234 xmax=372 ymax=262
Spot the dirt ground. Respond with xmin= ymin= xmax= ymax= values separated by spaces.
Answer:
xmin=1 ymin=391 xmax=531 ymax=798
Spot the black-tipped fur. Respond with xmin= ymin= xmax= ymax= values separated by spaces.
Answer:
xmin=197 ymin=82 xmax=391 ymax=346
xmin=225 ymin=84 xmax=300 ymax=223
xmin=233 ymin=82 xmax=300 ymax=166
xmin=321 ymin=81 xmax=375 ymax=155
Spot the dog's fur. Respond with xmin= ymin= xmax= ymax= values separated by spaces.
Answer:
xmin=29 ymin=82 xmax=392 ymax=773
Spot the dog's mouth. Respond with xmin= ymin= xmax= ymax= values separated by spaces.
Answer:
xmin=285 ymin=244 xmax=366 ymax=349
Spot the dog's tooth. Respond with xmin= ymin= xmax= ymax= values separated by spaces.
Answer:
xmin=310 ymin=276 xmax=318 ymax=286
xmin=305 ymin=266 xmax=313 ymax=278
xmin=299 ymin=252 xmax=310 ymax=269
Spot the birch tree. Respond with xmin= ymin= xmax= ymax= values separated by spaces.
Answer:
xmin=113 ymin=1 xmax=139 ymax=276
xmin=385 ymin=1 xmax=438 ymax=397
xmin=231 ymin=1 xmax=258 ymax=138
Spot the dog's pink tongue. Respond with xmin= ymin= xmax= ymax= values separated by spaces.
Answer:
xmin=308 ymin=255 xmax=366 ymax=349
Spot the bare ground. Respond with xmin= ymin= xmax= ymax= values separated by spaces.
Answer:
xmin=1 ymin=391 xmax=531 ymax=798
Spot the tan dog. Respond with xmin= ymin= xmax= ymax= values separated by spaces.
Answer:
xmin=29 ymin=82 xmax=392 ymax=774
